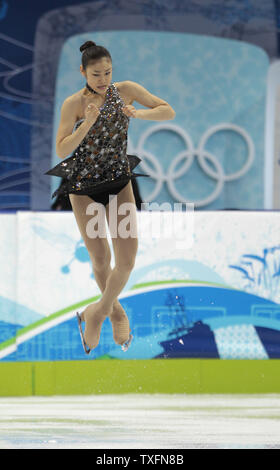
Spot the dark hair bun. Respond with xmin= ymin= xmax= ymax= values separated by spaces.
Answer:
xmin=80 ymin=41 xmax=96 ymax=53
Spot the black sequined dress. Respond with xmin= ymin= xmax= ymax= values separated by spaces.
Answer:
xmin=45 ymin=83 xmax=150 ymax=205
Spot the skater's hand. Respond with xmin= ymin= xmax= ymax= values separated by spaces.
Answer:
xmin=122 ymin=105 xmax=137 ymax=118
xmin=84 ymin=102 xmax=100 ymax=125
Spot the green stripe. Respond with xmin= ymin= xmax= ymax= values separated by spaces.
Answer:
xmin=0 ymin=337 xmax=16 ymax=352
xmin=131 ymin=279 xmax=238 ymax=290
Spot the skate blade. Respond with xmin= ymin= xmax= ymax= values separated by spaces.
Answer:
xmin=76 ymin=311 xmax=91 ymax=355
xmin=121 ymin=333 xmax=133 ymax=352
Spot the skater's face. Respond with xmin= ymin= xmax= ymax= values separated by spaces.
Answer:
xmin=80 ymin=57 xmax=112 ymax=96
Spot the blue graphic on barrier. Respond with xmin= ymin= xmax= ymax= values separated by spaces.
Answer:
xmin=229 ymin=245 xmax=280 ymax=300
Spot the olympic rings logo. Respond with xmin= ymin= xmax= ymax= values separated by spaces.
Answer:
xmin=128 ymin=123 xmax=255 ymax=207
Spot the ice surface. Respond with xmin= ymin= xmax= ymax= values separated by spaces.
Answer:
xmin=0 ymin=394 xmax=279 ymax=449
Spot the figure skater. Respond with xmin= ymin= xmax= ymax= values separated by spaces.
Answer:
xmin=45 ymin=40 xmax=175 ymax=354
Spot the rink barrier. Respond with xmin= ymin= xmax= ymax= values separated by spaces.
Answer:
xmin=0 ymin=359 xmax=280 ymax=396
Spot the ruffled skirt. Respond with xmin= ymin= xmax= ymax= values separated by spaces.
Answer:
xmin=44 ymin=154 xmax=150 ymax=200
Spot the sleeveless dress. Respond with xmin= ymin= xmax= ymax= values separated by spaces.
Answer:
xmin=44 ymin=82 xmax=150 ymax=206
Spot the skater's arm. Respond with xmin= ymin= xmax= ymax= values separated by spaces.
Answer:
xmin=56 ymin=98 xmax=93 ymax=159
xmin=122 ymin=81 xmax=175 ymax=121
